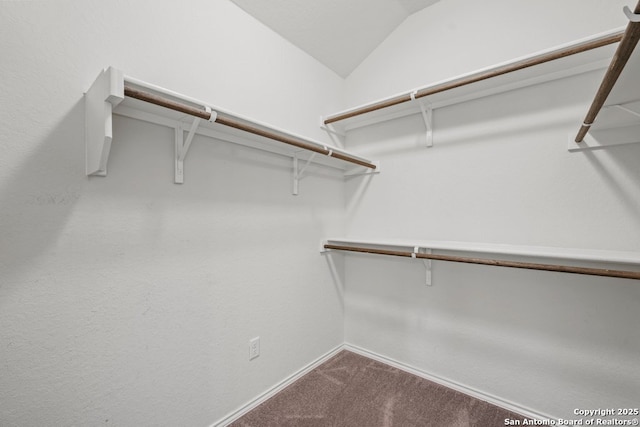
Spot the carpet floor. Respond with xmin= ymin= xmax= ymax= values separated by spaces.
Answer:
xmin=230 ymin=350 xmax=528 ymax=427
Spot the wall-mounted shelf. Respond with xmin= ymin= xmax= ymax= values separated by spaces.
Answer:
xmin=321 ymin=29 xmax=624 ymax=139
xmin=570 ymin=100 xmax=640 ymax=151
xmin=571 ymin=2 xmax=640 ymax=151
xmin=321 ymin=238 xmax=640 ymax=284
xmin=85 ymin=67 xmax=379 ymax=192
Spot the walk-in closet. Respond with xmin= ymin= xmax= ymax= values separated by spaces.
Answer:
xmin=2 ymin=1 xmax=639 ymax=426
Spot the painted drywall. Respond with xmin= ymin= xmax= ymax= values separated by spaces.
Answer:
xmin=341 ymin=0 xmax=640 ymax=420
xmin=0 ymin=1 xmax=346 ymax=426
xmin=230 ymin=0 xmax=441 ymax=78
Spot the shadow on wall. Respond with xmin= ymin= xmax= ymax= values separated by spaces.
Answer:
xmin=581 ymin=146 xmax=640 ymax=223
xmin=0 ymin=93 xmax=348 ymax=298
xmin=0 ymin=99 xmax=85 ymax=297
xmin=342 ymin=253 xmax=640 ymax=411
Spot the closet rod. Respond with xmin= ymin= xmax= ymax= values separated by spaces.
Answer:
xmin=324 ymin=244 xmax=640 ymax=280
xmin=575 ymin=1 xmax=640 ymax=143
xmin=123 ymin=86 xmax=377 ymax=170
xmin=324 ymin=31 xmax=624 ymax=125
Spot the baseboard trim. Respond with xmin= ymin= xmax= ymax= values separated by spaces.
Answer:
xmin=211 ymin=344 xmax=344 ymax=427
xmin=344 ymin=343 xmax=556 ymax=422
xmin=213 ymin=342 xmax=558 ymax=425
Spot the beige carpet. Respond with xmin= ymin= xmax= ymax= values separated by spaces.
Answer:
xmin=230 ymin=350 xmax=528 ymax=426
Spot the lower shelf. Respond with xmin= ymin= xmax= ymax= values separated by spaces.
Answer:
xmin=322 ymin=238 xmax=640 ymax=282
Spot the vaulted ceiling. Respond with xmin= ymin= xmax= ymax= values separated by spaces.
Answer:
xmin=230 ymin=0 xmax=441 ymax=78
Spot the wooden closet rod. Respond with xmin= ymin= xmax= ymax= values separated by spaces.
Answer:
xmin=324 ymin=243 xmax=640 ymax=280
xmin=123 ymin=86 xmax=377 ymax=170
xmin=575 ymin=1 xmax=640 ymax=143
xmin=324 ymin=31 xmax=624 ymax=125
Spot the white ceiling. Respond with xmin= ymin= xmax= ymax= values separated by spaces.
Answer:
xmin=230 ymin=0 xmax=441 ymax=78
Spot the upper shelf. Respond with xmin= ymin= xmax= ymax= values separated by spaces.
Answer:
xmin=321 ymin=29 xmax=624 ymax=134
xmin=84 ymin=67 xmax=378 ymax=185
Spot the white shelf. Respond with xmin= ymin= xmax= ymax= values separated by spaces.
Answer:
xmin=323 ymin=237 xmax=640 ymax=266
xmin=323 ymin=29 xmax=623 ymax=134
xmin=84 ymin=67 xmax=378 ymax=187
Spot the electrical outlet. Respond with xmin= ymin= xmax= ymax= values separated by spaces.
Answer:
xmin=249 ymin=337 xmax=260 ymax=360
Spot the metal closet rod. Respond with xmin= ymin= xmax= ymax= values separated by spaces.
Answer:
xmin=122 ymin=86 xmax=377 ymax=170
xmin=575 ymin=1 xmax=640 ymax=143
xmin=324 ymin=31 xmax=624 ymax=125
xmin=324 ymin=244 xmax=640 ymax=280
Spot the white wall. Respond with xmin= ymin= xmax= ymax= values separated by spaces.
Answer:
xmin=341 ymin=0 xmax=640 ymax=419
xmin=0 ymin=1 xmax=345 ymax=426
xmin=346 ymin=0 xmax=632 ymax=106
xmin=3 ymin=0 xmax=639 ymax=424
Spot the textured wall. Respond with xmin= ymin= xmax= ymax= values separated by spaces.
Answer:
xmin=341 ymin=0 xmax=640 ymax=420
xmin=345 ymin=0 xmax=632 ymax=106
xmin=0 ymin=1 xmax=345 ymax=426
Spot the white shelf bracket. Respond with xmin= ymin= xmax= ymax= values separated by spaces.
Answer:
xmin=412 ymin=246 xmax=433 ymax=286
xmin=319 ymin=116 xmax=345 ymax=149
xmin=411 ymin=91 xmax=433 ymax=148
xmin=292 ymin=151 xmax=317 ymax=195
xmin=614 ymin=104 xmax=640 ymax=119
xmin=623 ymin=5 xmax=640 ymax=22
xmin=174 ymin=107 xmax=216 ymax=184
xmin=85 ymin=67 xmax=124 ymax=176
xmin=344 ymin=160 xmax=381 ymax=177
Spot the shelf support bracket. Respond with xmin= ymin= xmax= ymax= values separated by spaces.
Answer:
xmin=412 ymin=246 xmax=433 ymax=286
xmin=320 ymin=117 xmax=346 ymax=149
xmin=292 ymin=152 xmax=317 ymax=195
xmin=344 ymin=160 xmax=381 ymax=177
xmin=411 ymin=91 xmax=433 ymax=148
xmin=613 ymin=104 xmax=640 ymax=119
xmin=175 ymin=107 xmax=216 ymax=184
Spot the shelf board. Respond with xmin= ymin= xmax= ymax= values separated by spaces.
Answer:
xmin=85 ymin=67 xmax=378 ymax=181
xmin=323 ymin=237 xmax=640 ymax=266
xmin=114 ymin=96 xmax=367 ymax=171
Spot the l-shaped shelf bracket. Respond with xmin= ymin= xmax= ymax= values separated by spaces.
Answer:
xmin=412 ymin=246 xmax=433 ymax=286
xmin=319 ymin=119 xmax=346 ymax=150
xmin=175 ymin=109 xmax=217 ymax=184
xmin=292 ymin=151 xmax=317 ymax=195
xmin=410 ymin=91 xmax=433 ymax=148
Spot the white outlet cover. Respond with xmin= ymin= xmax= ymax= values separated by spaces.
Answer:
xmin=249 ymin=337 xmax=260 ymax=360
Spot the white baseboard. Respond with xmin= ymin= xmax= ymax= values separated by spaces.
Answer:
xmin=211 ymin=344 xmax=344 ymax=427
xmin=343 ymin=343 xmax=557 ymax=422
xmin=212 ymin=342 xmax=557 ymax=426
